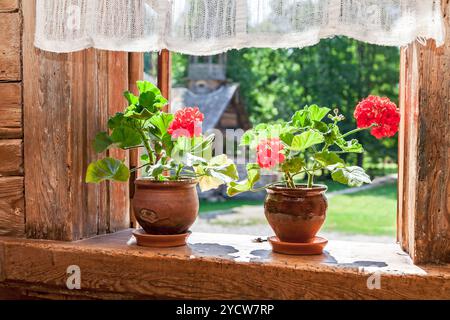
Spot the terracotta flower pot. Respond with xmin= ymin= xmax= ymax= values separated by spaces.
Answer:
xmin=264 ymin=185 xmax=328 ymax=243
xmin=132 ymin=179 xmax=199 ymax=235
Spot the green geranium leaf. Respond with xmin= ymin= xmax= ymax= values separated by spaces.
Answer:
xmin=206 ymin=155 xmax=239 ymax=182
xmin=110 ymin=126 xmax=142 ymax=149
xmin=290 ymin=130 xmax=324 ymax=151
xmin=86 ymin=158 xmax=130 ymax=183
xmin=227 ymin=163 xmax=261 ymax=197
xmin=124 ymin=106 xmax=154 ymax=120
xmin=314 ymin=151 xmax=344 ymax=167
xmin=197 ymin=176 xmax=224 ymax=193
xmin=93 ymin=131 xmax=113 ymax=153
xmin=324 ymin=125 xmax=340 ymax=145
xmin=139 ymin=91 xmax=156 ymax=109
xmin=331 ymin=166 xmax=372 ymax=187
xmin=108 ymin=113 xmax=126 ymax=130
xmin=123 ymin=91 xmax=139 ymax=105
xmin=137 ymin=81 xmax=160 ymax=95
xmin=150 ymin=113 xmax=174 ymax=137
xmin=312 ymin=120 xmax=329 ymax=133
xmin=308 ymin=105 xmax=331 ymax=122
xmin=197 ymin=155 xmax=239 ymax=192
xmin=292 ymin=109 xmax=311 ymax=127
xmin=281 ymin=158 xmax=305 ymax=174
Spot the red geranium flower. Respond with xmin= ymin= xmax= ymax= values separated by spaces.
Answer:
xmin=168 ymin=107 xmax=204 ymax=138
xmin=354 ymin=95 xmax=400 ymax=139
xmin=256 ymin=138 xmax=286 ymax=169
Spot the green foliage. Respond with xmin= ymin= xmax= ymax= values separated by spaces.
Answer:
xmin=227 ymin=104 xmax=374 ymax=195
xmin=86 ymin=158 xmax=130 ymax=183
xmin=227 ymin=163 xmax=261 ymax=197
xmin=225 ymin=37 xmax=399 ymax=164
xmin=86 ymin=81 xmax=238 ymax=190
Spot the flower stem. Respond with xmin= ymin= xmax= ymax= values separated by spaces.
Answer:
xmin=341 ymin=124 xmax=376 ymax=139
xmin=175 ymin=164 xmax=183 ymax=180
xmin=307 ymin=173 xmax=314 ymax=189
xmin=284 ymin=172 xmax=296 ymax=189
xmin=137 ymin=128 xmax=155 ymax=165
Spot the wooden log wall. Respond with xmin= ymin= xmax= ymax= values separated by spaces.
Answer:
xmin=19 ymin=0 xmax=130 ymax=241
xmin=398 ymin=0 xmax=450 ymax=264
xmin=0 ymin=0 xmax=25 ymax=237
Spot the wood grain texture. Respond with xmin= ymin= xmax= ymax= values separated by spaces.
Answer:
xmin=0 ymin=177 xmax=24 ymax=237
xmin=0 ymin=230 xmax=449 ymax=300
xmin=399 ymin=1 xmax=450 ymax=264
xmin=0 ymin=139 xmax=23 ymax=176
xmin=0 ymin=83 xmax=22 ymax=139
xmin=128 ymin=52 xmax=144 ymax=228
xmin=106 ymin=51 xmax=130 ymax=232
xmin=0 ymin=12 xmax=21 ymax=81
xmin=158 ymin=49 xmax=171 ymax=112
xmin=22 ymin=1 xmax=129 ymax=241
xmin=0 ymin=0 xmax=19 ymax=12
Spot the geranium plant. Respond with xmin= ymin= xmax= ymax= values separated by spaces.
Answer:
xmin=227 ymin=96 xmax=400 ymax=195
xmin=86 ymin=81 xmax=238 ymax=191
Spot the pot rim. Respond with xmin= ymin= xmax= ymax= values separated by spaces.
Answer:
xmin=267 ymin=184 xmax=328 ymax=194
xmin=135 ymin=177 xmax=198 ymax=187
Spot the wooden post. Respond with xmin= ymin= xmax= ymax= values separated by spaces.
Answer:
xmin=22 ymin=0 xmax=130 ymax=240
xmin=128 ymin=52 xmax=144 ymax=228
xmin=158 ymin=49 xmax=171 ymax=109
xmin=398 ymin=1 xmax=450 ymax=263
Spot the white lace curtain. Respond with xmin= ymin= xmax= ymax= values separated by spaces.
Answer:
xmin=35 ymin=0 xmax=445 ymax=55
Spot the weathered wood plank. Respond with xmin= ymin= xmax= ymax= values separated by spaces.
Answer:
xmin=399 ymin=1 xmax=450 ymax=263
xmin=0 ymin=83 xmax=22 ymax=138
xmin=0 ymin=0 xmax=19 ymax=12
xmin=0 ymin=231 xmax=449 ymax=300
xmin=22 ymin=1 xmax=130 ymax=240
xmin=107 ymin=51 xmax=130 ymax=232
xmin=0 ymin=139 xmax=23 ymax=176
xmin=158 ymin=50 xmax=171 ymax=112
xmin=128 ymin=52 xmax=144 ymax=228
xmin=0 ymin=177 xmax=24 ymax=237
xmin=0 ymin=13 xmax=21 ymax=81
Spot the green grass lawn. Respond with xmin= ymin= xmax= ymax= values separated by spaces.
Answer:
xmin=323 ymin=183 xmax=397 ymax=236
xmin=199 ymin=182 xmax=397 ymax=237
xmin=199 ymin=199 xmax=261 ymax=214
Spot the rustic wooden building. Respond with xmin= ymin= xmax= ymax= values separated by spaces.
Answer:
xmin=171 ymin=54 xmax=251 ymax=133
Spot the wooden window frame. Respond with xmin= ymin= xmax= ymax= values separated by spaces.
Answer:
xmin=12 ymin=0 xmax=448 ymax=266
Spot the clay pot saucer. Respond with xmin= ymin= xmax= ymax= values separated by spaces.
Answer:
xmin=133 ymin=229 xmax=192 ymax=248
xmin=268 ymin=236 xmax=328 ymax=255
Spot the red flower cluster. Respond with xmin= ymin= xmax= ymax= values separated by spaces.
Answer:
xmin=168 ymin=107 xmax=204 ymax=138
xmin=354 ymin=95 xmax=400 ymax=139
xmin=256 ymin=138 xmax=286 ymax=169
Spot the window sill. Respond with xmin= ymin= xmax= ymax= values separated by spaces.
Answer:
xmin=0 ymin=229 xmax=449 ymax=299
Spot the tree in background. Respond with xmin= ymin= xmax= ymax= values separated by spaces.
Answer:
xmin=172 ymin=37 xmax=400 ymax=167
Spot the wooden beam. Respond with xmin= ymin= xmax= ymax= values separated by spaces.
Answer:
xmin=398 ymin=1 xmax=450 ymax=263
xmin=0 ymin=83 xmax=22 ymax=139
xmin=128 ymin=53 xmax=144 ymax=228
xmin=106 ymin=51 xmax=130 ymax=232
xmin=0 ymin=139 xmax=23 ymax=176
xmin=0 ymin=177 xmax=24 ymax=237
xmin=157 ymin=49 xmax=171 ymax=111
xmin=0 ymin=230 xmax=449 ymax=300
xmin=22 ymin=1 xmax=129 ymax=240
xmin=0 ymin=12 xmax=21 ymax=81
xmin=0 ymin=0 xmax=19 ymax=12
